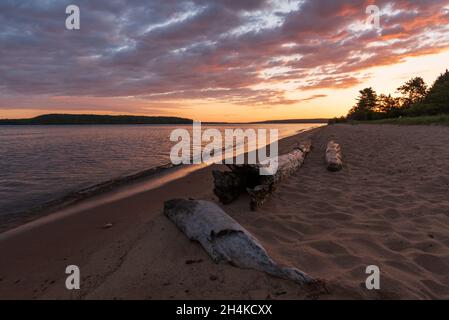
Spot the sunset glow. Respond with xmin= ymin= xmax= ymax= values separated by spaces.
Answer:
xmin=1 ymin=0 xmax=449 ymax=122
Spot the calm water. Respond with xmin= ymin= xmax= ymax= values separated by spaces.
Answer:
xmin=0 ymin=123 xmax=321 ymax=225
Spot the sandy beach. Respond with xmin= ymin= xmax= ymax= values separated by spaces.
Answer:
xmin=1 ymin=124 xmax=449 ymax=300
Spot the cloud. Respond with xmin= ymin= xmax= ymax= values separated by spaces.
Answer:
xmin=1 ymin=0 xmax=449 ymax=112
xmin=298 ymin=94 xmax=328 ymax=102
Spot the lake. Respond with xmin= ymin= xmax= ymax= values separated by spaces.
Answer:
xmin=0 ymin=123 xmax=322 ymax=228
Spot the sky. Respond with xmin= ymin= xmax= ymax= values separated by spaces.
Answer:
xmin=1 ymin=0 xmax=449 ymax=122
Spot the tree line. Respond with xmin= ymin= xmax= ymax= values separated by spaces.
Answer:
xmin=0 ymin=114 xmax=193 ymax=125
xmin=332 ymin=69 xmax=449 ymax=122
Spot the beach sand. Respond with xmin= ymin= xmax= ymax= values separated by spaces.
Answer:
xmin=1 ymin=124 xmax=449 ymax=299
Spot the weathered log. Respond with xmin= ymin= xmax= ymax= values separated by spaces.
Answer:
xmin=212 ymin=141 xmax=312 ymax=210
xmin=164 ymin=199 xmax=316 ymax=286
xmin=212 ymin=170 xmax=242 ymax=204
xmin=326 ymin=140 xmax=343 ymax=172
xmin=252 ymin=140 xmax=311 ymax=184
xmin=247 ymin=147 xmax=308 ymax=209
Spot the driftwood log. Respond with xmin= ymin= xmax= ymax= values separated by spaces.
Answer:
xmin=164 ymin=199 xmax=316 ymax=286
xmin=213 ymin=141 xmax=312 ymax=210
xmin=325 ymin=140 xmax=343 ymax=172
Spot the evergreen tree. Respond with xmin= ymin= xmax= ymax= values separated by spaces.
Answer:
xmin=378 ymin=94 xmax=401 ymax=117
xmin=397 ymin=77 xmax=428 ymax=108
xmin=347 ymin=88 xmax=378 ymax=120
xmin=423 ymin=70 xmax=449 ymax=114
xmin=345 ymin=70 xmax=449 ymax=121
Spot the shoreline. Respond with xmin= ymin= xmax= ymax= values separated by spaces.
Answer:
xmin=0 ymin=161 xmax=182 ymax=234
xmin=0 ymin=125 xmax=321 ymax=234
xmin=1 ymin=124 xmax=449 ymax=299
xmin=0 ymin=126 xmax=321 ymax=300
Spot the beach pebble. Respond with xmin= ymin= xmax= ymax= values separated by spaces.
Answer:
xmin=185 ymin=259 xmax=203 ymax=265
xmin=209 ymin=275 xmax=218 ymax=281
xmin=273 ymin=291 xmax=287 ymax=297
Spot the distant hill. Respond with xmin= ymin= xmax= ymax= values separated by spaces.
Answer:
xmin=252 ymin=118 xmax=328 ymax=124
xmin=0 ymin=114 xmax=193 ymax=125
xmin=0 ymin=114 xmax=328 ymax=125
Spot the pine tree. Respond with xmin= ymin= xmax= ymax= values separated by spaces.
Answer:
xmin=378 ymin=94 xmax=401 ymax=117
xmin=347 ymin=88 xmax=378 ymax=120
xmin=397 ymin=77 xmax=428 ymax=108
xmin=423 ymin=70 xmax=449 ymax=113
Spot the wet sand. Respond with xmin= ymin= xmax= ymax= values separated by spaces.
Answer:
xmin=1 ymin=124 xmax=449 ymax=299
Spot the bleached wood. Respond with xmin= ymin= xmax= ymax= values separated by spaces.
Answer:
xmin=212 ymin=141 xmax=312 ymax=209
xmin=326 ymin=140 xmax=343 ymax=172
xmin=164 ymin=199 xmax=316 ymax=286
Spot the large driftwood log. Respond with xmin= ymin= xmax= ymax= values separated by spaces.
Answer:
xmin=326 ymin=140 xmax=343 ymax=172
xmin=164 ymin=199 xmax=316 ymax=286
xmin=212 ymin=171 xmax=242 ymax=204
xmin=213 ymin=141 xmax=312 ymax=210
